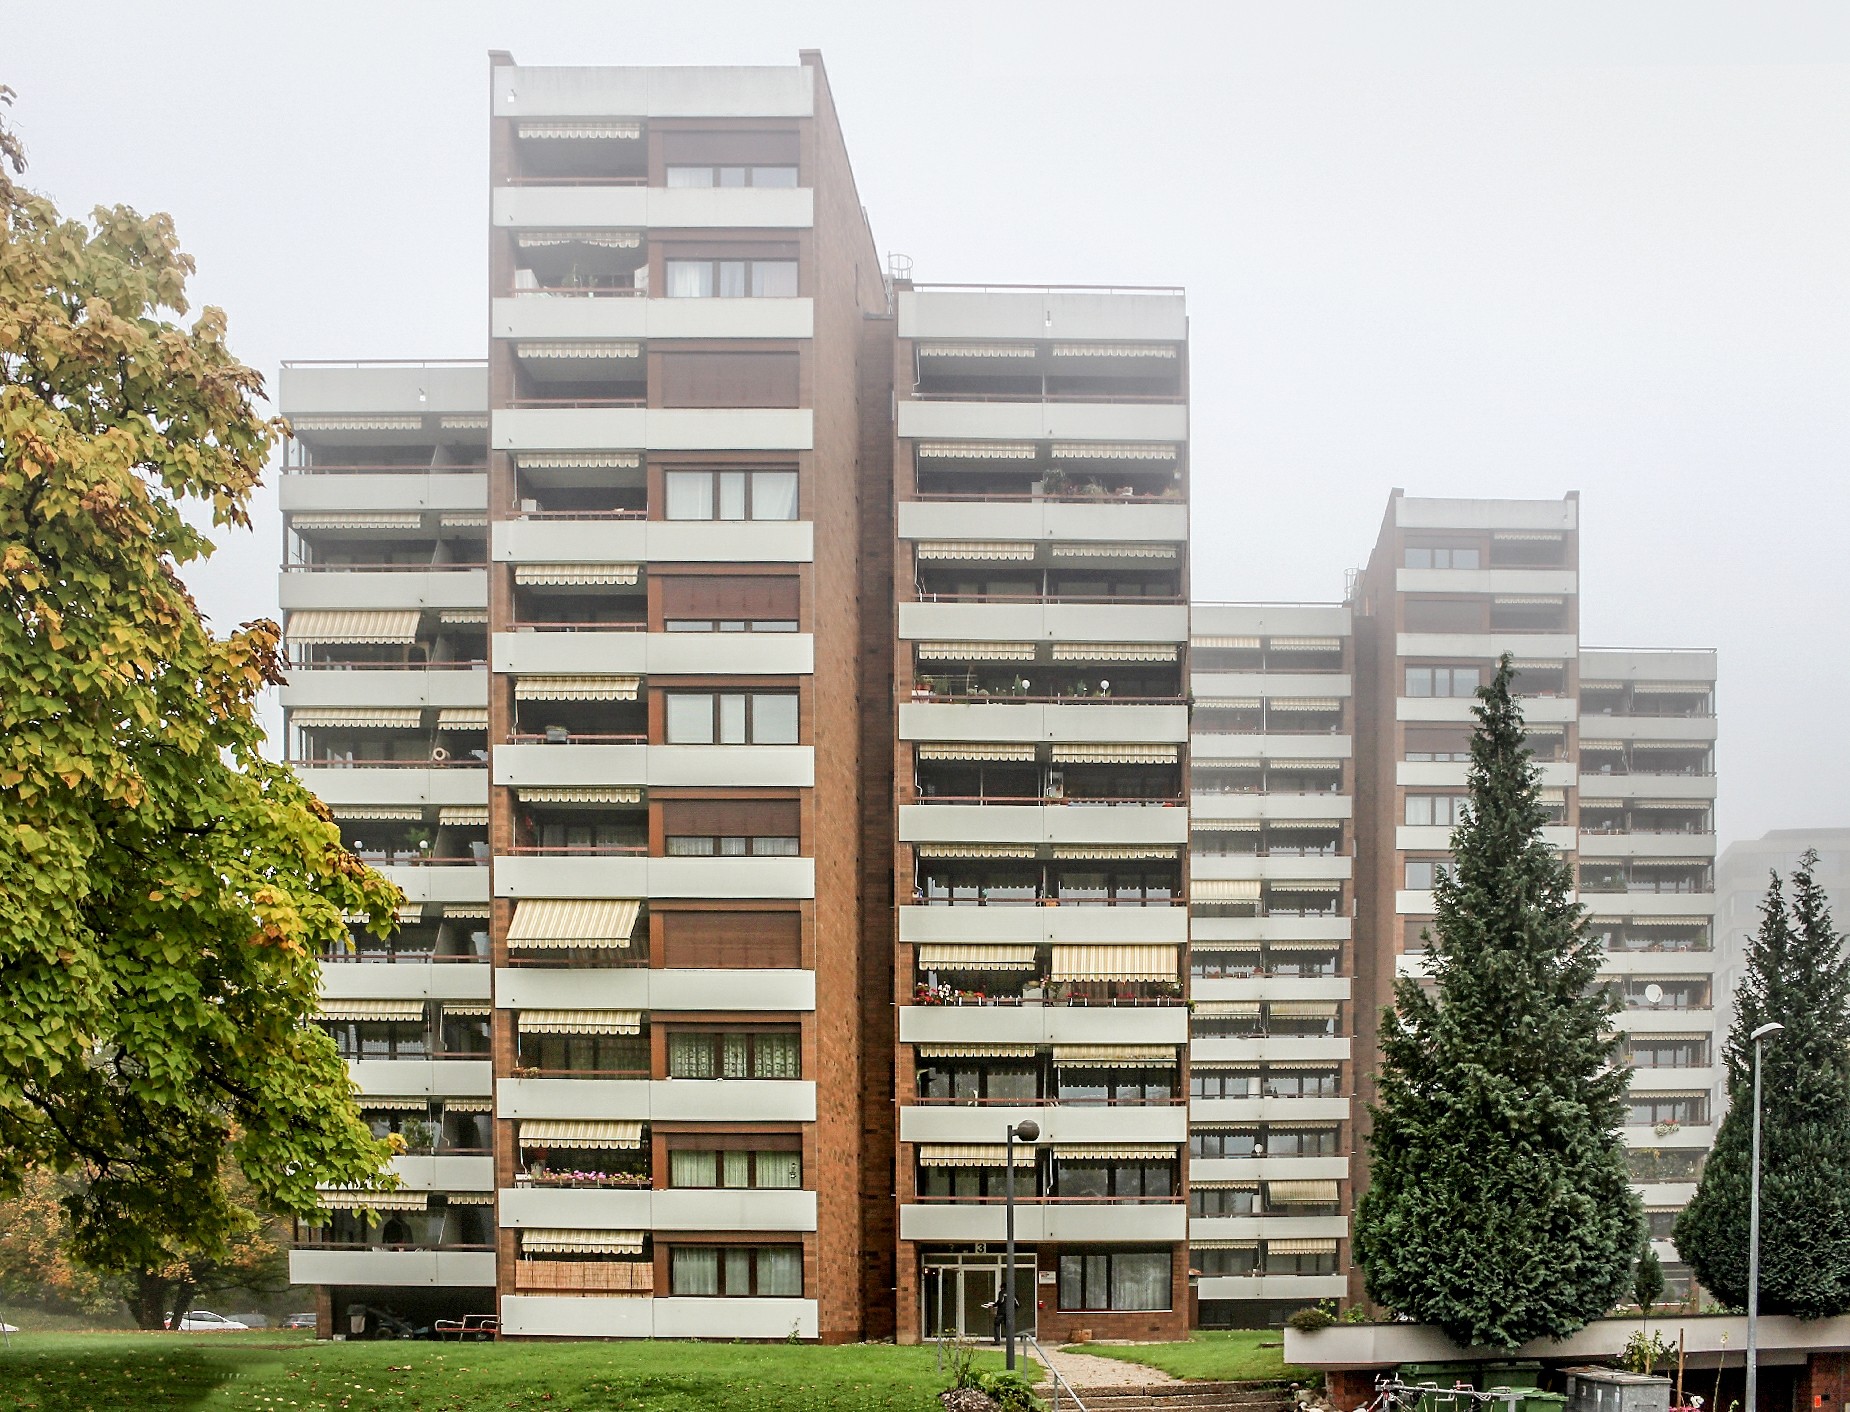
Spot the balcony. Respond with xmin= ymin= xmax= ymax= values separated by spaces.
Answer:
xmin=280 ymin=666 xmax=488 ymax=712
xmin=322 ymin=965 xmax=492 ymax=1005
xmin=1187 ymin=1155 xmax=1347 ymax=1183
xmin=513 ymin=1259 xmax=652 ymax=1294
xmin=1192 ymin=855 xmax=1351 ymax=883
xmin=493 ymin=630 xmax=813 ymax=678
xmin=501 ymin=1185 xmax=817 ymax=1234
xmin=1189 ymin=1213 xmax=1348 ymax=1242
xmin=280 ymin=471 xmax=488 ymax=516
xmin=897 ymin=498 xmax=1187 ymax=548
xmin=1196 ymin=1273 xmax=1347 ymax=1302
xmin=493 ymin=182 xmax=813 ymax=233
xmin=278 ymin=567 xmax=487 ymax=614
xmin=899 ymin=287 xmax=1187 ymax=343
xmin=1189 ymin=978 xmax=1349 ymax=1005
xmin=495 ymin=742 xmax=814 ymax=790
xmin=899 ymin=600 xmax=1188 ymax=647
xmin=899 ymin=1201 xmax=1185 ymax=1244
xmin=900 ymin=702 xmax=1188 ymax=746
xmin=494 ymin=855 xmax=814 ymax=901
xmin=500 ymin=1294 xmax=819 ymax=1340
xmin=347 ymin=1059 xmax=493 ymax=1100
xmin=494 ymin=294 xmax=814 ymax=342
xmin=391 ymin=1155 xmax=496 ymax=1192
xmin=494 ymin=518 xmax=813 ymax=566
xmin=1190 ymin=1096 xmax=1350 ymax=1125
xmin=1579 ymin=832 xmax=1715 ymax=860
xmin=1190 ymin=1037 xmax=1351 ymax=1065
xmin=898 ymin=1105 xmax=1187 ymax=1147
xmin=296 ymin=766 xmax=488 ymax=810
xmin=288 ymin=1248 xmax=496 ymax=1288
xmin=1394 ymin=568 xmax=1578 ymax=596
xmin=899 ymin=803 xmax=1188 ymax=850
xmin=900 ymin=1006 xmax=1188 ymax=1048
xmin=1578 ymin=772 xmax=1716 ymax=801
xmin=493 ymin=406 xmax=813 ymax=456
xmin=1189 ymin=917 xmax=1351 ymax=944
xmin=1396 ymin=694 xmax=1578 ymax=725
xmin=498 ymin=1077 xmax=816 ymax=1124
xmin=901 ymin=905 xmax=1187 ymax=948
xmin=1394 ymin=632 xmax=1578 ymax=659
xmin=495 ymin=967 xmax=815 ymax=1013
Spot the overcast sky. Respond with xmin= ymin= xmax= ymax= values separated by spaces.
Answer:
xmin=9 ymin=1 xmax=1849 ymax=849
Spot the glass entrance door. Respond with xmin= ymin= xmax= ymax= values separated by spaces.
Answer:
xmin=922 ymin=1253 xmax=1037 ymax=1342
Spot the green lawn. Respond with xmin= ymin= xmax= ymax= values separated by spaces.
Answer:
xmin=1062 ymin=1329 xmax=1314 ymax=1383
xmin=0 ymin=1331 xmax=1003 ymax=1412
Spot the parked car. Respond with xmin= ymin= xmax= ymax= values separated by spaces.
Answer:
xmin=171 ymin=1310 xmax=250 ymax=1331
xmin=280 ymin=1312 xmax=316 ymax=1330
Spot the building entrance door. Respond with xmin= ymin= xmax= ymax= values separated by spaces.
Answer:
xmin=921 ymin=1251 xmax=1036 ymax=1343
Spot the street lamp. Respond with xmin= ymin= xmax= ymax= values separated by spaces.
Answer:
xmin=1745 ymin=1020 xmax=1784 ymax=1412
xmin=1004 ymin=1118 xmax=1040 ymax=1370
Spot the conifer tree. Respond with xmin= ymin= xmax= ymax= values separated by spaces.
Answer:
xmin=1353 ymin=656 xmax=1642 ymax=1348
xmin=1675 ymin=852 xmax=1850 ymax=1316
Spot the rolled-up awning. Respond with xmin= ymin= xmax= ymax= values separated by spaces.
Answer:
xmin=1266 ymin=938 xmax=1342 ymax=952
xmin=1266 ymin=637 xmax=1342 ymax=651
xmin=516 ymin=229 xmax=641 ymax=249
xmin=918 ymin=343 xmax=1038 ymax=359
xmin=1267 ymin=1001 xmax=1340 ymax=1019
xmin=1051 ymin=344 xmax=1178 ymax=359
xmin=916 ymin=541 xmax=1037 ymax=561
xmin=1265 ymin=1180 xmax=1342 ymax=1205
xmin=443 ymin=906 xmax=492 ymax=920
xmin=1269 ymin=698 xmax=1341 ymax=713
xmin=1193 ymin=1001 xmax=1262 ymax=1018
xmin=331 ymin=805 xmax=426 ymax=821
xmin=316 ymin=1187 xmax=427 ymax=1211
xmin=917 ymin=1144 xmax=1034 ymax=1167
xmin=517 ymin=121 xmax=642 ymax=140
xmin=1053 ymin=1144 xmax=1178 ymax=1161
xmin=520 ymin=1228 xmax=645 ymax=1255
xmin=1049 ymin=543 xmax=1177 ymax=561
xmin=436 ymin=708 xmax=489 ymax=730
xmin=1266 ymin=879 xmax=1344 ymax=893
xmin=341 ymin=905 xmax=424 ymax=925
xmin=291 ymin=512 xmax=424 ymax=531
xmin=1049 ymin=943 xmax=1178 ymax=981
xmin=514 ymin=675 xmax=640 ymax=701
xmin=286 ymin=610 xmax=421 ymax=645
xmin=357 ymin=1097 xmax=433 ymax=1112
xmin=916 ymin=641 xmax=1037 ymax=661
xmin=1197 ymin=697 xmax=1261 ymax=711
xmin=438 ymin=806 xmax=488 ymax=826
xmin=915 ymin=944 xmax=1038 ymax=972
xmin=442 ymin=1098 xmax=494 ymax=1113
xmin=916 ymin=744 xmax=1039 ymax=763
xmin=518 ymin=1120 xmax=643 ymax=1150
xmin=289 ymin=415 xmax=423 ymax=433
xmin=1191 ymin=819 xmax=1260 ymax=833
xmin=1193 ymin=635 xmax=1260 ymax=650
xmin=513 ymin=563 xmax=640 ymax=586
xmin=1492 ymin=530 xmax=1563 ymax=542
xmin=516 ymin=342 xmax=641 ymax=361
xmin=1193 ymin=879 xmax=1261 ymax=902
xmin=1050 ymin=642 xmax=1177 ymax=662
xmin=518 ymin=786 xmax=645 ymax=804
xmin=1050 ymin=443 xmax=1176 ymax=461
xmin=1052 ymin=845 xmax=1179 ymax=861
xmin=1051 ymin=1045 xmax=1177 ymax=1068
xmin=915 ymin=842 xmax=1038 ymax=860
xmin=1267 ymin=1238 xmax=1338 ymax=1255
xmin=517 ymin=1009 xmax=643 ymax=1035
xmin=916 ymin=442 xmax=1037 ymax=460
xmin=440 ymin=513 xmax=487 ymax=529
xmin=1051 ymin=744 xmax=1177 ymax=765
xmin=442 ymin=1004 xmax=493 ymax=1018
xmin=317 ymin=999 xmax=424 ymax=1022
xmin=515 ymin=451 xmax=642 ymax=469
xmin=507 ymin=898 xmax=640 ymax=949
xmin=914 ymin=1044 xmax=1039 ymax=1060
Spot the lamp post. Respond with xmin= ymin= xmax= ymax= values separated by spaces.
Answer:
xmin=1745 ymin=1020 xmax=1783 ymax=1412
xmin=1004 ymin=1118 xmax=1040 ymax=1370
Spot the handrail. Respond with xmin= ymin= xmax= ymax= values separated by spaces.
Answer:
xmin=281 ymin=358 xmax=485 ymax=369
xmin=911 ymin=391 xmax=1185 ymax=405
xmin=1026 ymin=1335 xmax=1089 ymax=1412
xmin=910 ymin=281 xmax=1182 ymax=296
xmin=908 ymin=492 xmax=1181 ymax=504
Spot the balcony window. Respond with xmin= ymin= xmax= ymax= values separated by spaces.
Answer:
xmin=1053 ymin=1160 xmax=1176 ymax=1202
xmin=516 ymin=1033 xmax=648 ymax=1077
xmin=1404 ymin=725 xmax=1473 ymax=762
xmin=325 ymin=1020 xmax=427 ymax=1060
xmin=1190 ymin=1069 xmax=1256 ymax=1099
xmin=668 ymin=1147 xmax=802 ymax=1190
xmin=1190 ymin=1185 xmax=1257 ymax=1217
xmin=664 ymin=257 xmax=799 ymax=298
xmin=1405 ymin=665 xmax=1481 ymax=698
xmin=1189 ymin=1130 xmax=1257 ymax=1159
xmin=1269 ymin=1127 xmax=1339 ymax=1157
xmin=667 ymin=1030 xmax=801 ymax=1080
xmin=666 ymin=618 xmax=799 ymax=633
xmin=1265 ymin=1241 xmax=1339 ymax=1276
xmin=439 ymin=1011 xmax=492 ymax=1056
xmin=1403 ymin=599 xmax=1483 ymax=633
xmin=1058 ymin=1249 xmax=1172 ymax=1311
xmin=1627 ymin=1148 xmax=1705 ymax=1184
xmin=665 ymin=164 xmax=799 ymax=188
xmin=664 ymin=469 xmax=799 ymax=521
xmin=1405 ymin=794 xmax=1471 ymax=827
xmin=1404 ymin=545 xmax=1481 ymax=570
xmin=1627 ymin=1037 xmax=1711 ymax=1069
xmin=666 ymin=834 xmax=801 ymax=858
xmin=536 ymin=821 xmax=646 ymax=855
xmin=917 ymin=1062 xmax=1040 ymax=1104
xmin=917 ymin=1165 xmax=1035 ymax=1200
xmin=1195 ymin=1245 xmax=1259 ymax=1277
xmin=663 ymin=692 xmax=799 ymax=745
xmin=1054 ymin=1067 xmax=1174 ymax=1106
xmin=1264 ymin=1069 xmax=1340 ymax=1098
xmin=668 ymin=1245 xmax=803 ymax=1297
xmin=1646 ymin=1209 xmax=1680 ymax=1239
xmin=1629 ymin=1094 xmax=1708 ymax=1127
xmin=1404 ymin=859 xmax=1449 ymax=890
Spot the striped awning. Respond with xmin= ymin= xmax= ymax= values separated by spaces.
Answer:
xmin=1051 ymin=743 xmax=1177 ymax=765
xmin=439 ymin=513 xmax=487 ymax=528
xmin=915 ymin=1044 xmax=1039 ymax=1060
xmin=1051 ymin=1045 xmax=1177 ymax=1068
xmin=341 ymin=905 xmax=424 ymax=925
xmin=520 ymin=1228 xmax=645 ymax=1255
xmin=1050 ymin=642 xmax=1177 ymax=662
xmin=447 ymin=1192 xmax=495 ymax=1206
xmin=1493 ymin=530 xmax=1563 ymax=542
xmin=519 ymin=786 xmax=645 ymax=805
xmin=916 ymin=641 xmax=1037 ymax=661
xmin=317 ymin=999 xmax=424 ymax=1022
xmin=1267 ymin=637 xmax=1342 ymax=651
xmin=513 ymin=563 xmax=640 ymax=586
xmin=517 ymin=120 xmax=642 ymax=140
xmin=517 ymin=1009 xmax=643 ymax=1035
xmin=440 ymin=608 xmax=489 ymax=625
xmin=1053 ymin=1144 xmax=1178 ymax=1161
xmin=289 ymin=415 xmax=423 ymax=432
xmin=316 ymin=1187 xmax=427 ymax=1211
xmin=1267 ymin=938 xmax=1342 ymax=952
xmin=332 ymin=805 xmax=426 ymax=821
xmin=507 ymin=898 xmax=640 ymax=948
xmin=357 ymin=1097 xmax=433 ymax=1112
xmin=514 ymin=675 xmax=640 ymax=701
xmin=443 ymin=906 xmax=492 ymax=920
xmin=1051 ymin=344 xmax=1178 ymax=359
xmin=1194 ymin=635 xmax=1260 ymax=650
xmin=518 ymin=1120 xmax=643 ymax=1150
xmin=515 ymin=229 xmax=642 ymax=249
xmin=1050 ymin=442 xmax=1176 ymax=461
xmin=1052 ymin=845 xmax=1180 ymax=861
xmin=286 ymin=610 xmax=421 ymax=645
xmin=1265 ymin=758 xmax=1344 ymax=771
xmin=916 ymin=944 xmax=1038 ymax=971
xmin=1269 ymin=698 xmax=1341 ymax=713
xmin=1265 ymin=878 xmax=1344 ymax=893
xmin=291 ymin=512 xmax=423 ymax=531
xmin=292 ymin=707 xmax=423 ymax=729
xmin=1194 ymin=1001 xmax=1262 ymax=1018
xmin=1494 ymin=595 xmax=1564 ymax=606
xmin=1049 ymin=943 xmax=1178 ymax=981
xmin=915 ymin=842 xmax=1038 ymax=859
xmin=915 ymin=442 xmax=1038 ymax=461
xmin=1268 ymin=1238 xmax=1338 ymax=1255
xmin=917 ymin=344 xmax=1039 ymax=359
xmin=436 ymin=708 xmax=489 ymax=730
xmin=1633 ymin=682 xmax=1710 ymax=695
xmin=1198 ymin=697 xmax=1261 ymax=711
xmin=916 ymin=541 xmax=1037 ymax=561
xmin=918 ymin=1144 xmax=1035 ymax=1167
xmin=1190 ymin=819 xmax=1260 ymax=833
xmin=515 ymin=451 xmax=642 ymax=469
xmin=442 ymin=1004 xmax=493 ymax=1017
xmin=442 ymin=1097 xmax=494 ymax=1112
xmin=916 ymin=744 xmax=1039 ymax=763
xmin=1194 ymin=879 xmax=1261 ymax=902
xmin=1049 ymin=543 xmax=1177 ymax=561
xmin=1267 ymin=1001 xmax=1340 ymax=1019
xmin=516 ymin=342 xmax=641 ymax=360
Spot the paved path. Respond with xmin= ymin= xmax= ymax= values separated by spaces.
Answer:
xmin=1028 ymin=1343 xmax=1181 ymax=1390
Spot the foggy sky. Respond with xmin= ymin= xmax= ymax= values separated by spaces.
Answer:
xmin=9 ymin=1 xmax=1850 ymax=848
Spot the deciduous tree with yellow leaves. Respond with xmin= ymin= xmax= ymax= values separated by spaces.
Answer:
xmin=0 ymin=88 xmax=398 ymax=1292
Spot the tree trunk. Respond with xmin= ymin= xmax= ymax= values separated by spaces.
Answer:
xmin=132 ymin=1271 xmax=172 ymax=1330
xmin=167 ymin=1281 xmax=196 ymax=1335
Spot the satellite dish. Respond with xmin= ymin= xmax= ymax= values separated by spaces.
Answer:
xmin=1643 ymin=983 xmax=1664 ymax=1006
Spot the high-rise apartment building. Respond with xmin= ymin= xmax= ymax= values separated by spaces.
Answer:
xmin=276 ymin=54 xmax=1722 ymax=1341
